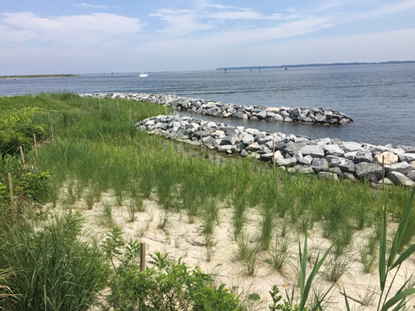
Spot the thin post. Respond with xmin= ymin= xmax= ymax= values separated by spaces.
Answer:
xmin=382 ymin=155 xmax=385 ymax=188
xmin=129 ymin=107 xmax=132 ymax=125
xmin=33 ymin=134 xmax=38 ymax=163
xmin=200 ymin=126 xmax=203 ymax=147
xmin=19 ymin=146 xmax=25 ymax=169
xmin=8 ymin=173 xmax=14 ymax=214
xmin=51 ymin=125 xmax=54 ymax=145
xmin=140 ymin=242 xmax=146 ymax=271
xmin=273 ymin=139 xmax=276 ymax=172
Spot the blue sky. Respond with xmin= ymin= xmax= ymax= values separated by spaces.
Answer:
xmin=1 ymin=0 xmax=414 ymax=74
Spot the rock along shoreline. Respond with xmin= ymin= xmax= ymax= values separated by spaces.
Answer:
xmin=80 ymin=93 xmax=353 ymax=125
xmin=81 ymin=93 xmax=414 ymax=187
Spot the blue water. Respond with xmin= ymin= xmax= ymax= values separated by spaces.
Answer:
xmin=1 ymin=63 xmax=414 ymax=146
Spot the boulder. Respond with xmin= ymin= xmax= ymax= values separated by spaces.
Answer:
xmin=354 ymin=150 xmax=373 ymax=163
xmin=327 ymin=156 xmax=355 ymax=173
xmin=300 ymin=145 xmax=325 ymax=158
xmin=399 ymin=153 xmax=415 ymax=162
xmin=318 ymin=172 xmax=338 ymax=180
xmin=311 ymin=158 xmax=329 ymax=172
xmin=324 ymin=145 xmax=345 ymax=156
xmin=277 ymin=158 xmax=297 ymax=167
xmin=373 ymin=152 xmax=399 ymax=165
xmin=246 ymin=142 xmax=261 ymax=151
xmin=387 ymin=171 xmax=415 ymax=187
xmin=385 ymin=162 xmax=412 ymax=175
xmin=242 ymin=134 xmax=255 ymax=145
xmin=355 ymin=162 xmax=383 ymax=182
xmin=341 ymin=142 xmax=363 ymax=153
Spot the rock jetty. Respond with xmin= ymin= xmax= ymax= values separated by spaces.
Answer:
xmin=81 ymin=93 xmax=353 ymax=125
xmin=137 ymin=115 xmax=415 ymax=187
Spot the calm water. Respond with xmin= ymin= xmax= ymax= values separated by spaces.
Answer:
xmin=1 ymin=63 xmax=414 ymax=146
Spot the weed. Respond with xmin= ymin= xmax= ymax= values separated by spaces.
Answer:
xmin=269 ymin=238 xmax=290 ymax=272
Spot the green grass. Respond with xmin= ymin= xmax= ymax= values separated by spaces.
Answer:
xmin=2 ymin=93 xmax=415 ymax=309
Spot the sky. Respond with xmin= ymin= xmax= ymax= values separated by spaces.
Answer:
xmin=1 ymin=0 xmax=414 ymax=75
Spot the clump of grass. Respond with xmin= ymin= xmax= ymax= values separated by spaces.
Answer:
xmin=157 ymin=210 xmax=169 ymax=230
xmin=268 ymin=238 xmax=290 ymax=272
xmin=101 ymin=200 xmax=114 ymax=227
xmin=325 ymin=255 xmax=352 ymax=283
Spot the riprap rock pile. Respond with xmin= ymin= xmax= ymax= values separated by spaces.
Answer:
xmin=81 ymin=93 xmax=353 ymax=125
xmin=137 ymin=115 xmax=415 ymax=187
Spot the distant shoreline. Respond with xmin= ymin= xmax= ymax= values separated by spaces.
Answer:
xmin=0 ymin=74 xmax=77 ymax=79
xmin=217 ymin=60 xmax=415 ymax=71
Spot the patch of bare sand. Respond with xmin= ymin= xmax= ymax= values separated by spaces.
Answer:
xmin=51 ymin=192 xmax=415 ymax=311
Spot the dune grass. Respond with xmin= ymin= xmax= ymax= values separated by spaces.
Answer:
xmin=2 ymin=93 xmax=415 ymax=309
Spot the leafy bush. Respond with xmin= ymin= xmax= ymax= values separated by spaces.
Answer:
xmin=0 ymin=107 xmax=45 ymax=155
xmin=109 ymin=252 xmax=243 ymax=311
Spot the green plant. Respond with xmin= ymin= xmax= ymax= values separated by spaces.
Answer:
xmin=325 ymin=255 xmax=352 ymax=283
xmin=269 ymin=239 xmax=290 ymax=272
xmin=0 ymin=212 xmax=108 ymax=310
xmin=108 ymin=252 xmax=243 ymax=310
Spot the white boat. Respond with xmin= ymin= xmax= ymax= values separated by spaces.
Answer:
xmin=139 ymin=73 xmax=148 ymax=77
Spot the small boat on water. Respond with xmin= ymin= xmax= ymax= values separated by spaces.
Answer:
xmin=139 ymin=73 xmax=148 ymax=77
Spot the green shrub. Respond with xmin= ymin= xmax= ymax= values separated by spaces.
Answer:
xmin=109 ymin=252 xmax=243 ymax=311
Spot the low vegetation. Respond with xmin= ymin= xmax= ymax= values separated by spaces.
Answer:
xmin=1 ymin=93 xmax=415 ymax=310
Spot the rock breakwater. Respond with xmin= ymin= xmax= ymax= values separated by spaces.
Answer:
xmin=81 ymin=93 xmax=353 ymax=125
xmin=137 ymin=115 xmax=415 ymax=187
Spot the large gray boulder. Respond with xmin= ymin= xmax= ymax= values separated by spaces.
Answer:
xmin=311 ymin=158 xmax=329 ymax=172
xmin=277 ymin=158 xmax=297 ymax=167
xmin=399 ymin=153 xmax=415 ymax=162
xmin=341 ymin=142 xmax=363 ymax=153
xmin=242 ymin=134 xmax=255 ymax=145
xmin=387 ymin=171 xmax=415 ymax=187
xmin=327 ymin=156 xmax=356 ymax=173
xmin=324 ymin=144 xmax=345 ymax=156
xmin=385 ymin=162 xmax=412 ymax=175
xmin=300 ymin=145 xmax=325 ymax=158
xmin=355 ymin=162 xmax=383 ymax=182
xmin=354 ymin=150 xmax=374 ymax=163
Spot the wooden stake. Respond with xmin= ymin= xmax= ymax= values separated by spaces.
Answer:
xmin=200 ymin=126 xmax=203 ymax=147
xmin=273 ymin=139 xmax=276 ymax=172
xmin=140 ymin=243 xmax=146 ymax=271
xmin=33 ymin=134 xmax=38 ymax=163
xmin=129 ymin=107 xmax=132 ymax=125
xmin=8 ymin=173 xmax=14 ymax=213
xmin=382 ymin=155 xmax=385 ymax=188
xmin=19 ymin=146 xmax=25 ymax=169
xmin=51 ymin=125 xmax=54 ymax=145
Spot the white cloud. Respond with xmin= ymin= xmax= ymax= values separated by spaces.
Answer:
xmin=0 ymin=12 xmax=141 ymax=45
xmin=72 ymin=3 xmax=109 ymax=9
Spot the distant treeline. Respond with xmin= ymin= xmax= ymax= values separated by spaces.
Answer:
xmin=0 ymin=74 xmax=77 ymax=79
xmin=217 ymin=60 xmax=415 ymax=71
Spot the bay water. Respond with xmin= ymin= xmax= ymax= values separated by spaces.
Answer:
xmin=1 ymin=63 xmax=414 ymax=146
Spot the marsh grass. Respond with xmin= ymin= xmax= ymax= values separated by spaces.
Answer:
xmin=325 ymin=255 xmax=353 ymax=283
xmin=268 ymin=238 xmax=290 ymax=272
xmin=101 ymin=200 xmax=114 ymax=227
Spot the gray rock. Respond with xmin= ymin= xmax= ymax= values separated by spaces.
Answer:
xmin=324 ymin=145 xmax=345 ymax=156
xmin=318 ymin=172 xmax=338 ymax=180
xmin=273 ymin=151 xmax=285 ymax=162
xmin=284 ymin=117 xmax=293 ymax=122
xmin=341 ymin=142 xmax=363 ymax=153
xmin=406 ymin=170 xmax=415 ymax=181
xmin=218 ymin=145 xmax=236 ymax=153
xmin=202 ymin=136 xmax=218 ymax=147
xmin=300 ymin=145 xmax=325 ymax=158
xmin=341 ymin=173 xmax=356 ymax=181
xmin=354 ymin=150 xmax=373 ymax=163
xmin=284 ymin=142 xmax=307 ymax=153
xmin=385 ymin=162 xmax=412 ymax=175
xmin=387 ymin=171 xmax=415 ymax=187
xmin=399 ymin=153 xmax=415 ymax=162
xmin=155 ymin=122 xmax=167 ymax=130
xmin=220 ymin=135 xmax=237 ymax=145
xmin=327 ymin=156 xmax=356 ymax=173
xmin=296 ymin=166 xmax=314 ymax=174
xmin=246 ymin=142 xmax=261 ymax=151
xmin=242 ymin=134 xmax=255 ymax=145
xmin=311 ymin=158 xmax=329 ymax=172
xmin=300 ymin=155 xmax=313 ymax=166
xmin=355 ymin=162 xmax=383 ymax=182
xmin=277 ymin=158 xmax=297 ymax=166
xmin=240 ymin=149 xmax=248 ymax=157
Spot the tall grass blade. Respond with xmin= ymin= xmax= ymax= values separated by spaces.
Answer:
xmin=381 ymin=288 xmax=415 ymax=311
xmin=389 ymin=244 xmax=415 ymax=270
xmin=344 ymin=290 xmax=351 ymax=311
xmin=299 ymin=230 xmax=308 ymax=295
xmin=388 ymin=188 xmax=415 ymax=267
xmin=299 ymin=230 xmax=333 ymax=311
